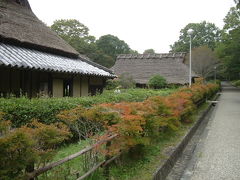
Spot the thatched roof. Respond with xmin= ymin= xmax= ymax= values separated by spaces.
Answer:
xmin=112 ymin=53 xmax=198 ymax=85
xmin=0 ymin=0 xmax=115 ymax=77
xmin=0 ymin=0 xmax=79 ymax=58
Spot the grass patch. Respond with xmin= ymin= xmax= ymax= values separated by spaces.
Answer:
xmin=44 ymin=125 xmax=191 ymax=180
xmin=38 ymin=139 xmax=105 ymax=180
xmin=108 ymin=124 xmax=191 ymax=180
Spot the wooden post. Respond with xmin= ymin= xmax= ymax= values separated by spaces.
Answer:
xmin=103 ymin=141 xmax=111 ymax=180
xmin=76 ymin=172 xmax=80 ymax=178
xmin=26 ymin=163 xmax=35 ymax=180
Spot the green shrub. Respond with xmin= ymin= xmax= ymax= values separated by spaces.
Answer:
xmin=105 ymin=79 xmax=120 ymax=90
xmin=118 ymin=73 xmax=136 ymax=89
xmin=208 ymin=79 xmax=221 ymax=85
xmin=148 ymin=75 xmax=167 ymax=89
xmin=0 ymin=89 xmax=174 ymax=127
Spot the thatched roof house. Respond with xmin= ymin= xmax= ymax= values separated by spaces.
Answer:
xmin=0 ymin=0 xmax=115 ymax=97
xmin=112 ymin=53 xmax=198 ymax=86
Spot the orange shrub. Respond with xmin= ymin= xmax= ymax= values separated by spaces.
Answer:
xmin=57 ymin=83 xmax=220 ymax=156
xmin=99 ymin=102 xmax=147 ymax=154
xmin=166 ymin=91 xmax=195 ymax=122
xmin=195 ymin=77 xmax=204 ymax=84
xmin=0 ymin=119 xmax=71 ymax=179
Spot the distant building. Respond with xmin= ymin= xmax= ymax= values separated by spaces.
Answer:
xmin=0 ymin=0 xmax=115 ymax=98
xmin=112 ymin=53 xmax=198 ymax=87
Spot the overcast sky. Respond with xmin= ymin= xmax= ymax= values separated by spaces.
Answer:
xmin=29 ymin=0 xmax=235 ymax=53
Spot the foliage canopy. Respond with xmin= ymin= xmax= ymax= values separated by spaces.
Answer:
xmin=215 ymin=4 xmax=240 ymax=80
xmin=51 ymin=19 xmax=136 ymax=68
xmin=171 ymin=21 xmax=221 ymax=52
xmin=143 ymin=49 xmax=155 ymax=54
xmin=96 ymin=34 xmax=132 ymax=67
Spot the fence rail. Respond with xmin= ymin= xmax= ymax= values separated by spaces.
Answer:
xmin=27 ymin=134 xmax=118 ymax=179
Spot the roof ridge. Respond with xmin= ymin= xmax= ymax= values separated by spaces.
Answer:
xmin=117 ymin=52 xmax=186 ymax=59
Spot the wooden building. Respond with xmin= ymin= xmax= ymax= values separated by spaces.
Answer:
xmin=112 ymin=53 xmax=198 ymax=87
xmin=0 ymin=0 xmax=115 ymax=98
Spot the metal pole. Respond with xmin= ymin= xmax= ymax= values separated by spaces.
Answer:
xmin=189 ymin=35 xmax=192 ymax=87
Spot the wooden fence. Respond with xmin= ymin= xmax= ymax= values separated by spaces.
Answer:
xmin=27 ymin=134 xmax=118 ymax=180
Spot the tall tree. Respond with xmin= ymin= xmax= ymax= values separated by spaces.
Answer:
xmin=51 ymin=19 xmax=114 ymax=67
xmin=215 ymin=28 xmax=240 ymax=80
xmin=170 ymin=21 xmax=221 ymax=52
xmin=234 ymin=0 xmax=240 ymax=9
xmin=51 ymin=20 xmax=136 ymax=68
xmin=96 ymin=34 xmax=131 ymax=67
xmin=185 ymin=46 xmax=219 ymax=79
xmin=51 ymin=19 xmax=95 ymax=43
xmin=215 ymin=3 xmax=240 ymax=80
xmin=223 ymin=7 xmax=240 ymax=32
xmin=143 ymin=49 xmax=155 ymax=54
xmin=129 ymin=49 xmax=139 ymax=54
xmin=51 ymin=19 xmax=96 ymax=56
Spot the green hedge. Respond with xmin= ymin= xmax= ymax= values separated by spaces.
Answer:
xmin=0 ymin=89 xmax=174 ymax=127
xmin=232 ymin=80 xmax=240 ymax=87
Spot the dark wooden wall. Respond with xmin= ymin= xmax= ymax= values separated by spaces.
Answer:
xmin=0 ymin=67 xmax=106 ymax=98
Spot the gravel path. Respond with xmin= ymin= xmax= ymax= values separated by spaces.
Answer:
xmin=180 ymin=82 xmax=240 ymax=180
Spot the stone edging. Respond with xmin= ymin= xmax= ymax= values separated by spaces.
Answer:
xmin=153 ymin=93 xmax=221 ymax=180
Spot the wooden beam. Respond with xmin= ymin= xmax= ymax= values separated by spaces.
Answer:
xmin=29 ymin=71 xmax=32 ymax=98
xmin=76 ymin=154 xmax=120 ymax=180
xmin=9 ymin=69 xmax=12 ymax=94
xmin=102 ymin=154 xmax=120 ymax=167
xmin=77 ymin=161 xmax=105 ymax=180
